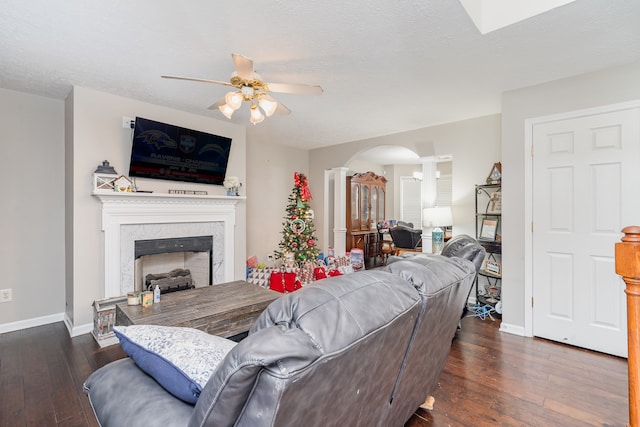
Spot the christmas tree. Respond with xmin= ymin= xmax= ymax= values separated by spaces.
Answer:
xmin=275 ymin=172 xmax=320 ymax=264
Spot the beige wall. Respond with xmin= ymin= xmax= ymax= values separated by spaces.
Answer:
xmin=345 ymin=159 xmax=385 ymax=176
xmin=0 ymin=88 xmax=65 ymax=327
xmin=308 ymin=114 xmax=502 ymax=246
xmin=501 ymin=59 xmax=640 ymax=332
xmin=245 ymin=130 xmax=308 ymax=263
xmin=65 ymin=87 xmax=246 ymax=333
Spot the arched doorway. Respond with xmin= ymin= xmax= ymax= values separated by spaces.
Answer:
xmin=323 ymin=145 xmax=451 ymax=258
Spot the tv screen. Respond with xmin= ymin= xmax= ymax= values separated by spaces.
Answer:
xmin=128 ymin=117 xmax=232 ymax=185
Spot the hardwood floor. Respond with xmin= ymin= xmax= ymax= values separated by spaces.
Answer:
xmin=0 ymin=316 xmax=628 ymax=426
xmin=406 ymin=317 xmax=628 ymax=427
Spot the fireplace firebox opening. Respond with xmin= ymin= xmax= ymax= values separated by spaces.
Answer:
xmin=134 ymin=236 xmax=213 ymax=293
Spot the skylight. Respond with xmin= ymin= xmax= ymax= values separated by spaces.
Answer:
xmin=459 ymin=0 xmax=577 ymax=34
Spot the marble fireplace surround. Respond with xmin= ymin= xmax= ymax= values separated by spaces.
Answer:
xmin=94 ymin=193 xmax=239 ymax=298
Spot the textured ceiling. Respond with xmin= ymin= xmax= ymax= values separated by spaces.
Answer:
xmin=1 ymin=0 xmax=639 ymax=150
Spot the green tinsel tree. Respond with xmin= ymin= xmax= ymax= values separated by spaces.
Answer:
xmin=274 ymin=172 xmax=320 ymax=264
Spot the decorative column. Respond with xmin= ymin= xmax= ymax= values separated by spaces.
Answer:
xmin=332 ymin=167 xmax=349 ymax=257
xmin=615 ymin=225 xmax=640 ymax=427
xmin=421 ymin=158 xmax=438 ymax=253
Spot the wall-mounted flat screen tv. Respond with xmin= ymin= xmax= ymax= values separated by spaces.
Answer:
xmin=128 ymin=117 xmax=232 ymax=185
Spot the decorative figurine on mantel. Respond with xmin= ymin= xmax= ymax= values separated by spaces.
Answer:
xmin=93 ymin=160 xmax=118 ymax=192
xmin=486 ymin=162 xmax=502 ymax=184
xmin=223 ymin=176 xmax=242 ymax=196
xmin=113 ymin=175 xmax=133 ymax=192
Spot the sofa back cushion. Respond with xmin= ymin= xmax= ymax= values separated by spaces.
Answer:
xmin=381 ymin=257 xmax=476 ymax=424
xmin=189 ymin=270 xmax=421 ymax=427
xmin=441 ymin=234 xmax=486 ymax=272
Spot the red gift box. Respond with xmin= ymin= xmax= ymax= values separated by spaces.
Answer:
xmin=314 ymin=267 xmax=327 ymax=280
xmin=269 ymin=271 xmax=302 ymax=293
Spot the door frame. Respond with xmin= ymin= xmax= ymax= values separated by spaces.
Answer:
xmin=523 ymin=99 xmax=640 ymax=337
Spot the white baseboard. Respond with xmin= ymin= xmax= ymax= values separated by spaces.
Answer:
xmin=0 ymin=312 xmax=93 ymax=338
xmin=0 ymin=312 xmax=65 ymax=334
xmin=499 ymin=322 xmax=526 ymax=336
xmin=63 ymin=313 xmax=93 ymax=337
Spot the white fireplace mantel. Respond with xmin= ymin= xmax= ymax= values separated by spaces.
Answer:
xmin=94 ymin=192 xmax=242 ymax=297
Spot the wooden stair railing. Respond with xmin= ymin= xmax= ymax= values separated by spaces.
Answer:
xmin=615 ymin=226 xmax=640 ymax=427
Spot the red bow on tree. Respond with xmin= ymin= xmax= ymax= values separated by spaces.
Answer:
xmin=294 ymin=172 xmax=312 ymax=201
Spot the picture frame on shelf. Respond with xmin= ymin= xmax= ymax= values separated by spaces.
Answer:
xmin=480 ymin=218 xmax=499 ymax=241
xmin=487 ymin=191 xmax=502 ymax=214
xmin=485 ymin=260 xmax=502 ymax=276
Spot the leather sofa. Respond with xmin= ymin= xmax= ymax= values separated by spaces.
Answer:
xmin=84 ymin=254 xmax=476 ymax=427
xmin=386 ymin=234 xmax=486 ymax=273
xmin=386 ymin=234 xmax=487 ymax=323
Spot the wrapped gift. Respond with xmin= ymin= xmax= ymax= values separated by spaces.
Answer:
xmin=334 ymin=256 xmax=351 ymax=268
xmin=314 ymin=266 xmax=327 ymax=280
xmin=269 ymin=271 xmax=302 ymax=293
xmin=299 ymin=261 xmax=316 ymax=285
xmin=350 ymin=249 xmax=364 ymax=271
xmin=247 ymin=267 xmax=276 ymax=289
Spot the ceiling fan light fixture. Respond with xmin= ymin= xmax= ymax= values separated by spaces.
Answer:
xmin=219 ymin=103 xmax=235 ymax=119
xmin=258 ymin=97 xmax=278 ymax=117
xmin=162 ymin=53 xmax=322 ymax=124
xmin=225 ymin=91 xmax=243 ymax=110
xmin=249 ymin=104 xmax=265 ymax=125
xmin=241 ymin=85 xmax=255 ymax=99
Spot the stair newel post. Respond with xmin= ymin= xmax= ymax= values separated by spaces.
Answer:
xmin=615 ymin=225 xmax=640 ymax=427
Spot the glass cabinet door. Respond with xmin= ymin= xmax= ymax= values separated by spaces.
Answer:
xmin=351 ymin=183 xmax=360 ymax=230
xmin=362 ymin=185 xmax=370 ymax=230
xmin=378 ymin=187 xmax=385 ymax=223
xmin=371 ymin=186 xmax=378 ymax=229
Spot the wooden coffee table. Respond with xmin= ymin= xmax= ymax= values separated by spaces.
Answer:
xmin=115 ymin=280 xmax=280 ymax=339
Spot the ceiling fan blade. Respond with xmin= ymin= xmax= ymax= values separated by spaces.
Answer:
xmin=274 ymin=102 xmax=291 ymax=115
xmin=265 ymin=82 xmax=323 ymax=96
xmin=231 ymin=53 xmax=254 ymax=80
xmin=207 ymin=96 xmax=226 ymax=110
xmin=161 ymin=75 xmax=234 ymax=87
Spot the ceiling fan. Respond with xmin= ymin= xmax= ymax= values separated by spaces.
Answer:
xmin=161 ymin=53 xmax=323 ymax=124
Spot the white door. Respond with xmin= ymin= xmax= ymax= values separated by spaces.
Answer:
xmin=532 ymin=106 xmax=640 ymax=358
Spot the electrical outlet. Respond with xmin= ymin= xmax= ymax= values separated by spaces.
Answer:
xmin=0 ymin=288 xmax=12 ymax=303
xmin=122 ymin=116 xmax=134 ymax=129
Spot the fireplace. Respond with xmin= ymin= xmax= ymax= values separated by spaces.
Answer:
xmin=134 ymin=235 xmax=213 ymax=293
xmin=94 ymin=193 xmax=240 ymax=298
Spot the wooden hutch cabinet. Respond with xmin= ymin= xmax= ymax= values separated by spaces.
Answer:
xmin=346 ymin=171 xmax=387 ymax=267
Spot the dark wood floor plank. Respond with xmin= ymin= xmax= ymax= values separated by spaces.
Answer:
xmin=21 ymin=325 xmax=57 ymax=426
xmin=47 ymin=324 xmax=93 ymax=427
xmin=0 ymin=329 xmax=26 ymax=426
xmin=405 ymin=317 xmax=628 ymax=427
